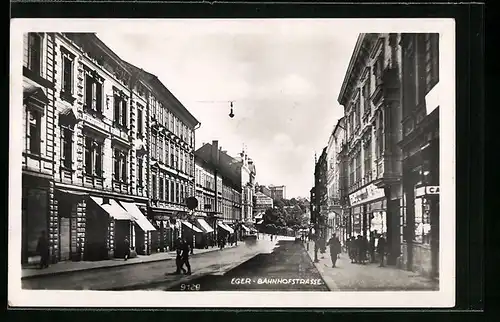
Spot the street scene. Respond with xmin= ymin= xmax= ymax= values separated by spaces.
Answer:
xmin=15 ymin=21 xmax=442 ymax=295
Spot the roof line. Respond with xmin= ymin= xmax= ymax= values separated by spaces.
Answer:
xmin=337 ymin=33 xmax=365 ymax=106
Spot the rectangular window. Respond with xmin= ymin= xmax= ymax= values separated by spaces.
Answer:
xmin=403 ymin=35 xmax=417 ymax=117
xmin=159 ymin=177 xmax=164 ymax=200
xmin=374 ymin=55 xmax=384 ymax=87
xmin=61 ymin=127 xmax=73 ymax=169
xmin=137 ymin=106 xmax=143 ymax=136
xmin=364 ymin=73 xmax=371 ymax=116
xmin=170 ymin=112 xmax=174 ymax=132
xmin=27 ymin=33 xmax=42 ymax=75
xmin=175 ymin=148 xmax=179 ymax=169
xmin=113 ymin=94 xmax=127 ymax=128
xmin=62 ymin=54 xmax=74 ymax=95
xmin=137 ymin=157 xmax=143 ymax=186
xmin=152 ymin=174 xmax=157 ymax=200
xmin=356 ymin=153 xmax=362 ymax=183
xmin=180 ymin=185 xmax=184 ymax=204
xmin=170 ymin=181 xmax=175 ymax=203
xmin=151 ymin=132 xmax=157 ymax=160
xmin=364 ymin=141 xmax=372 ymax=178
xmin=158 ymin=136 xmax=163 ymax=163
xmin=84 ymin=72 xmax=103 ymax=113
xmin=176 ymin=182 xmax=180 ymax=203
xmin=165 ymin=179 xmax=170 ymax=201
xmin=84 ymin=136 xmax=102 ymax=176
xmin=28 ymin=109 xmax=41 ymax=155
xmin=349 ymin=159 xmax=355 ymax=187
xmin=170 ymin=143 xmax=174 ymax=167
xmin=175 ymin=118 xmax=180 ymax=136
xmin=424 ymin=33 xmax=440 ymax=93
xmin=113 ymin=148 xmax=127 ymax=182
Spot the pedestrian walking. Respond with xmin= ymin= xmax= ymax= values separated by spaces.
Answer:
xmin=180 ymin=237 xmax=192 ymax=275
xmin=326 ymin=234 xmax=342 ymax=268
xmin=347 ymin=236 xmax=355 ymax=263
xmin=123 ymin=236 xmax=130 ymax=261
xmin=369 ymin=232 xmax=377 ymax=263
xmin=36 ymin=230 xmax=49 ymax=269
xmin=377 ymin=233 xmax=387 ymax=267
xmin=355 ymin=235 xmax=364 ymax=264
xmin=174 ymin=237 xmax=186 ymax=274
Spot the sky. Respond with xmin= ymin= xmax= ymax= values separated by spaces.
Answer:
xmin=96 ymin=20 xmax=359 ymax=198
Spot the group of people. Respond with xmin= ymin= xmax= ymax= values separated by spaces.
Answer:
xmin=346 ymin=233 xmax=387 ymax=267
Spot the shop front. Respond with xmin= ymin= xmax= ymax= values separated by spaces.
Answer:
xmin=349 ymin=183 xmax=387 ymax=242
xmin=194 ymin=214 xmax=215 ymax=248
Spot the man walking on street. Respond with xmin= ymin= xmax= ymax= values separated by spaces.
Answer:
xmin=174 ymin=237 xmax=186 ymax=274
xmin=326 ymin=234 xmax=341 ymax=268
xmin=377 ymin=233 xmax=387 ymax=267
xmin=181 ymin=237 xmax=192 ymax=275
xmin=123 ymin=236 xmax=130 ymax=261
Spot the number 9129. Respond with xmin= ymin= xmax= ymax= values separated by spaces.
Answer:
xmin=180 ymin=284 xmax=201 ymax=291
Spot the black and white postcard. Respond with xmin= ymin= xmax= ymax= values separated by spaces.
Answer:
xmin=9 ymin=18 xmax=456 ymax=308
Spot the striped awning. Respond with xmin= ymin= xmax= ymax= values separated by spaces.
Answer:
xmin=196 ymin=218 xmax=214 ymax=233
xmin=119 ymin=201 xmax=156 ymax=232
xmin=217 ymin=222 xmax=234 ymax=234
xmin=182 ymin=220 xmax=203 ymax=233
xmin=90 ymin=196 xmax=132 ymax=221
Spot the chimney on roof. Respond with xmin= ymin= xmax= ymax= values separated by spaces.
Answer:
xmin=211 ymin=140 xmax=220 ymax=166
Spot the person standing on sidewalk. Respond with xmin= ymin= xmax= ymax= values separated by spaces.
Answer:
xmin=180 ymin=237 xmax=192 ymax=275
xmin=36 ymin=230 xmax=49 ymax=269
xmin=174 ymin=237 xmax=186 ymax=274
xmin=377 ymin=233 xmax=387 ymax=267
xmin=326 ymin=234 xmax=342 ymax=268
xmin=123 ymin=236 xmax=130 ymax=261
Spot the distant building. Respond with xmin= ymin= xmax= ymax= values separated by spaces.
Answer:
xmin=269 ymin=185 xmax=286 ymax=200
xmin=255 ymin=184 xmax=272 ymax=198
xmin=253 ymin=191 xmax=273 ymax=217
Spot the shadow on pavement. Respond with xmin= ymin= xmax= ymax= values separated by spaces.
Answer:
xmin=163 ymin=240 xmax=329 ymax=291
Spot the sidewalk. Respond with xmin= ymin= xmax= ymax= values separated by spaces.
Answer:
xmin=22 ymin=244 xmax=238 ymax=279
xmin=305 ymin=241 xmax=438 ymax=291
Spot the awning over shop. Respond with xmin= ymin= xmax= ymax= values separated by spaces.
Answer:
xmin=120 ymin=201 xmax=156 ymax=232
xmin=256 ymin=220 xmax=264 ymax=225
xmin=196 ymin=218 xmax=214 ymax=233
xmin=241 ymin=225 xmax=251 ymax=232
xmin=217 ymin=222 xmax=234 ymax=234
xmin=90 ymin=196 xmax=132 ymax=220
xmin=182 ymin=220 xmax=203 ymax=233
xmin=55 ymin=188 xmax=88 ymax=200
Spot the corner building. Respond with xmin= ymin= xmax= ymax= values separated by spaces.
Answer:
xmin=337 ymin=33 xmax=404 ymax=265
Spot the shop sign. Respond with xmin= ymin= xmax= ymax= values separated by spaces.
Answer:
xmin=349 ymin=184 xmax=385 ymax=206
xmin=415 ymin=186 xmax=440 ymax=198
xmin=153 ymin=215 xmax=171 ymax=221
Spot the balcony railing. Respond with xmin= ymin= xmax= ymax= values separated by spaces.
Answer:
xmin=112 ymin=180 xmax=129 ymax=194
xmin=83 ymin=174 xmax=104 ymax=189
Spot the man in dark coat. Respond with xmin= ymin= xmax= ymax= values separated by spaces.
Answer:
xmin=36 ymin=230 xmax=49 ymax=269
xmin=377 ymin=233 xmax=387 ymax=267
xmin=180 ymin=237 xmax=192 ymax=275
xmin=123 ymin=236 xmax=130 ymax=261
xmin=174 ymin=237 xmax=186 ymax=274
xmin=326 ymin=234 xmax=342 ymax=268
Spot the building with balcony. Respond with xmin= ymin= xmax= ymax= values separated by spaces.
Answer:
xmin=195 ymin=141 xmax=243 ymax=240
xmin=21 ymin=33 xmax=163 ymax=266
xmin=326 ymin=117 xmax=346 ymax=243
xmin=397 ymin=33 xmax=440 ymax=279
xmin=269 ymin=185 xmax=286 ymax=201
xmin=337 ymin=33 xmax=404 ymax=264
xmin=122 ymin=62 xmax=200 ymax=254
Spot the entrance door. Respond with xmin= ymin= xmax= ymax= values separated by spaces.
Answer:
xmin=59 ymin=217 xmax=71 ymax=261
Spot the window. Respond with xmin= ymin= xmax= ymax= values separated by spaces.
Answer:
xmin=373 ymin=54 xmax=384 ymax=87
xmin=158 ymin=136 xmax=163 ymax=163
xmin=356 ymin=153 xmax=362 ymax=183
xmin=176 ymin=182 xmax=180 ymax=203
xmin=363 ymin=72 xmax=371 ymax=117
xmin=152 ymin=99 xmax=157 ymax=120
xmin=151 ymin=132 xmax=157 ymax=160
xmin=355 ymin=97 xmax=361 ymax=129
xmin=180 ymin=185 xmax=184 ymax=204
xmin=349 ymin=159 xmax=355 ymax=187
xmin=84 ymin=70 xmax=103 ymax=114
xmin=159 ymin=103 xmax=164 ymax=126
xmin=61 ymin=127 xmax=73 ymax=169
xmin=137 ymin=157 xmax=143 ymax=186
xmin=377 ymin=113 xmax=384 ymax=158
xmin=152 ymin=174 xmax=157 ymax=200
xmin=27 ymin=109 xmax=41 ymax=155
xmin=159 ymin=177 xmax=164 ymax=200
xmin=364 ymin=140 xmax=372 ymax=178
xmin=170 ymin=181 xmax=175 ymax=203
xmin=113 ymin=148 xmax=128 ymax=182
xmin=403 ymin=35 xmax=417 ymax=117
xmin=113 ymin=93 xmax=127 ymax=128
xmin=424 ymin=33 xmax=439 ymax=93
xmin=175 ymin=118 xmax=180 ymax=136
xmin=84 ymin=136 xmax=102 ymax=176
xmin=175 ymin=148 xmax=179 ymax=169
xmin=169 ymin=112 xmax=174 ymax=132
xmin=61 ymin=51 xmax=74 ymax=97
xmin=165 ymin=179 xmax=170 ymax=201
xmin=137 ymin=106 xmax=143 ymax=137
xmin=26 ymin=33 xmax=42 ymax=75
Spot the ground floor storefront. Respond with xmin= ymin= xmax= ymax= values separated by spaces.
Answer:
xmin=22 ymin=179 xmax=156 ymax=266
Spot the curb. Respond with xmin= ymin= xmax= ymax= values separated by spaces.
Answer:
xmin=302 ymin=242 xmax=331 ymax=291
xmin=22 ymin=245 xmax=238 ymax=280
